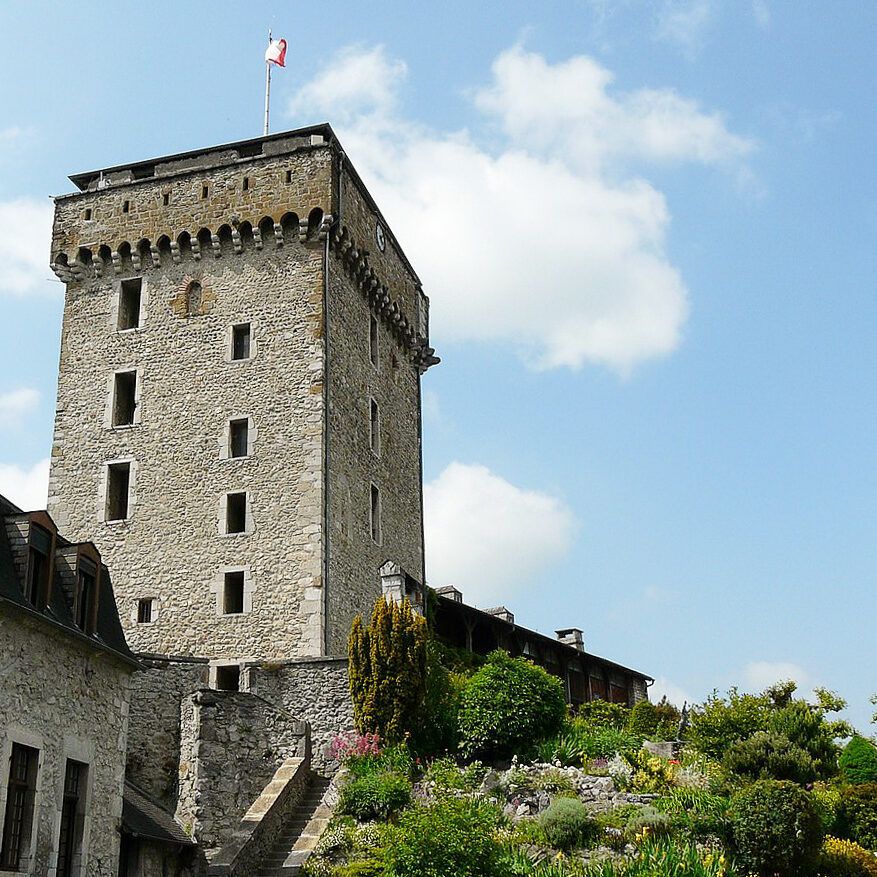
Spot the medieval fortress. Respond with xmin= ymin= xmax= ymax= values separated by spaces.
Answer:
xmin=0 ymin=125 xmax=647 ymax=875
xmin=48 ymin=124 xmax=436 ymax=665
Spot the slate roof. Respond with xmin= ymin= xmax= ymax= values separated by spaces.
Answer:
xmin=122 ymin=781 xmax=194 ymax=846
xmin=0 ymin=493 xmax=137 ymax=667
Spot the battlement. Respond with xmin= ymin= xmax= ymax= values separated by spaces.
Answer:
xmin=51 ymin=124 xmax=438 ymax=372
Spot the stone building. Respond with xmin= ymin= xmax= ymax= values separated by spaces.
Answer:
xmin=0 ymin=493 xmax=137 ymax=875
xmin=38 ymin=125 xmax=652 ymax=873
xmin=47 ymin=123 xmax=438 ymax=674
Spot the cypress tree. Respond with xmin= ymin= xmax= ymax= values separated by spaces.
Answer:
xmin=348 ymin=596 xmax=427 ymax=742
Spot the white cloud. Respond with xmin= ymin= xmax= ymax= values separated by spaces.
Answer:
xmin=0 ymin=198 xmax=55 ymax=296
xmin=290 ymin=46 xmax=752 ymax=373
xmin=423 ymin=462 xmax=575 ymax=607
xmin=288 ymin=45 xmax=407 ymax=124
xmin=650 ymin=676 xmax=695 ymax=709
xmin=0 ymin=127 xmax=33 ymax=160
xmin=0 ymin=388 xmax=39 ymax=427
xmin=743 ymin=661 xmax=809 ymax=692
xmin=656 ymin=0 xmax=718 ymax=57
xmin=0 ymin=458 xmax=49 ymax=511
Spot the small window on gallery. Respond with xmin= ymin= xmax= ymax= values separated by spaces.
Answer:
xmin=106 ymin=462 xmax=131 ymax=521
xmin=56 ymin=760 xmax=88 ymax=877
xmin=370 ymin=484 xmax=382 ymax=545
xmin=232 ymin=323 xmax=251 ymax=361
xmin=370 ymin=398 xmax=380 ymax=455
xmin=113 ymin=370 xmax=137 ymax=426
xmin=118 ymin=278 xmax=142 ymax=330
xmin=223 ymin=571 xmax=245 ymax=614
xmin=0 ymin=743 xmax=39 ymax=871
xmin=226 ymin=492 xmax=247 ymax=534
xmin=26 ymin=523 xmax=52 ymax=607
xmin=369 ymin=316 xmax=379 ymax=367
xmin=137 ymin=598 xmax=154 ymax=624
xmin=76 ymin=557 xmax=97 ymax=632
xmin=229 ymin=419 xmax=249 ymax=458
xmin=215 ymin=664 xmax=240 ymax=691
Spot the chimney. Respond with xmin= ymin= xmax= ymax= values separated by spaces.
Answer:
xmin=486 ymin=606 xmax=515 ymax=624
xmin=434 ymin=585 xmax=462 ymax=603
xmin=556 ymin=628 xmax=584 ymax=652
xmin=379 ymin=560 xmax=423 ymax=614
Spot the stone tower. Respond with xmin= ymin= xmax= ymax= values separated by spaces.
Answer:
xmin=47 ymin=124 xmax=438 ymax=665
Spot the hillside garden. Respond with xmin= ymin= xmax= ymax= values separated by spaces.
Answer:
xmin=302 ymin=597 xmax=877 ymax=877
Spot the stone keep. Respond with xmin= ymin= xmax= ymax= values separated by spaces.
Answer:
xmin=47 ymin=125 xmax=438 ymax=663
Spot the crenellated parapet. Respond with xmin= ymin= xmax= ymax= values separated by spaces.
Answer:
xmin=329 ymin=225 xmax=439 ymax=373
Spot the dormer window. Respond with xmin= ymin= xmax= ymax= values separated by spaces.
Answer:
xmin=26 ymin=523 xmax=53 ymax=609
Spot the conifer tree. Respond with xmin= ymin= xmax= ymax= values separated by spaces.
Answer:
xmin=348 ymin=596 xmax=427 ymax=741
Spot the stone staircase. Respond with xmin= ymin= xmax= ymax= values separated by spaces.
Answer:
xmin=255 ymin=774 xmax=333 ymax=876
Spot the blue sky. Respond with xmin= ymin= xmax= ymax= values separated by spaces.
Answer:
xmin=1 ymin=1 xmax=874 ymax=730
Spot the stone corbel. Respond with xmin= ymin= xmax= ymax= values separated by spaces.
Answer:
xmin=170 ymin=241 xmax=181 ymax=264
xmin=210 ymin=233 xmax=221 ymax=258
xmin=274 ymin=223 xmax=284 ymax=247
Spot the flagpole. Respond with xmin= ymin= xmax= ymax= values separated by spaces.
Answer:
xmin=263 ymin=28 xmax=272 ymax=136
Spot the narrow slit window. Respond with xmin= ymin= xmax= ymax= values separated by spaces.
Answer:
xmin=186 ymin=281 xmax=202 ymax=317
xmin=369 ymin=316 xmax=379 ymax=367
xmin=242 ymin=177 xmax=249 ymax=191
xmin=56 ymin=760 xmax=87 ymax=877
xmin=118 ymin=278 xmax=142 ymax=330
xmin=137 ymin=598 xmax=153 ymax=624
xmin=285 ymin=170 xmax=293 ymax=183
xmin=122 ymin=200 xmax=130 ymax=214
xmin=215 ymin=665 xmax=240 ymax=691
xmin=370 ymin=484 xmax=381 ymax=544
xmin=201 ymin=184 xmax=209 ymax=199
xmin=370 ymin=399 xmax=380 ymax=455
xmin=83 ymin=208 xmax=92 ymax=220
xmin=106 ymin=462 xmax=131 ymax=521
xmin=226 ymin=492 xmax=247 ymax=534
xmin=76 ymin=558 xmax=97 ymax=632
xmin=229 ymin=419 xmax=249 ymax=458
xmin=113 ymin=370 xmax=137 ymax=426
xmin=232 ymin=323 xmax=251 ymax=361
xmin=162 ymin=192 xmax=169 ymax=206
xmin=223 ymin=571 xmax=245 ymax=614
xmin=0 ymin=743 xmax=39 ymax=871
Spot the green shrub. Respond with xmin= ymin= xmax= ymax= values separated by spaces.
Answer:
xmin=413 ymin=640 xmax=467 ymax=756
xmin=812 ymin=782 xmax=843 ymax=835
xmin=722 ymin=729 xmax=819 ymax=783
xmin=577 ymin=700 xmax=630 ymax=730
xmin=346 ymin=743 xmax=415 ymax=780
xmin=537 ymin=796 xmax=598 ymax=850
xmin=458 ymin=650 xmax=567 ymax=760
xmin=629 ymin=749 xmax=679 ymax=794
xmin=423 ymin=756 xmax=485 ymax=792
xmin=654 ymin=696 xmax=683 ymax=742
xmin=628 ymin=700 xmax=660 ymax=737
xmin=841 ymin=736 xmax=877 ymax=785
xmin=688 ymin=688 xmax=768 ymax=760
xmin=384 ymin=796 xmax=505 ymax=877
xmin=584 ymin=838 xmax=728 ymax=877
xmin=625 ymin=805 xmax=673 ymax=840
xmin=727 ymin=779 xmax=824 ymax=875
xmin=349 ymin=597 xmax=428 ymax=742
xmin=819 ymin=835 xmax=877 ymax=877
xmin=767 ymin=699 xmax=840 ymax=779
xmin=837 ymin=784 xmax=877 ymax=850
xmin=337 ymin=771 xmax=412 ymax=821
xmin=654 ymin=788 xmax=729 ymax=841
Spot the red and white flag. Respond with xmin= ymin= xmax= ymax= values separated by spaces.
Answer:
xmin=265 ymin=38 xmax=287 ymax=67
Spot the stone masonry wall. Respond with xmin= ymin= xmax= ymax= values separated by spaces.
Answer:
xmin=126 ymin=655 xmax=209 ymax=808
xmin=0 ymin=607 xmax=133 ymax=877
xmin=47 ymin=145 xmax=333 ymax=660
xmin=325 ymin=260 xmax=425 ymax=654
xmin=246 ymin=657 xmax=353 ymax=771
xmin=176 ymin=689 xmax=307 ymax=856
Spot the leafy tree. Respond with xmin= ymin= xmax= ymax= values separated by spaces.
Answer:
xmin=723 ymin=730 xmax=820 ymax=783
xmin=839 ymin=736 xmax=877 ymax=785
xmin=458 ymin=650 xmax=566 ymax=759
xmin=768 ymin=699 xmax=840 ymax=779
xmin=348 ymin=597 xmax=428 ymax=742
xmin=628 ymin=700 xmax=660 ymax=737
xmin=688 ymin=688 xmax=769 ymax=760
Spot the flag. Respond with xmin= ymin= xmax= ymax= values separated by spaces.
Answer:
xmin=265 ymin=39 xmax=287 ymax=67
